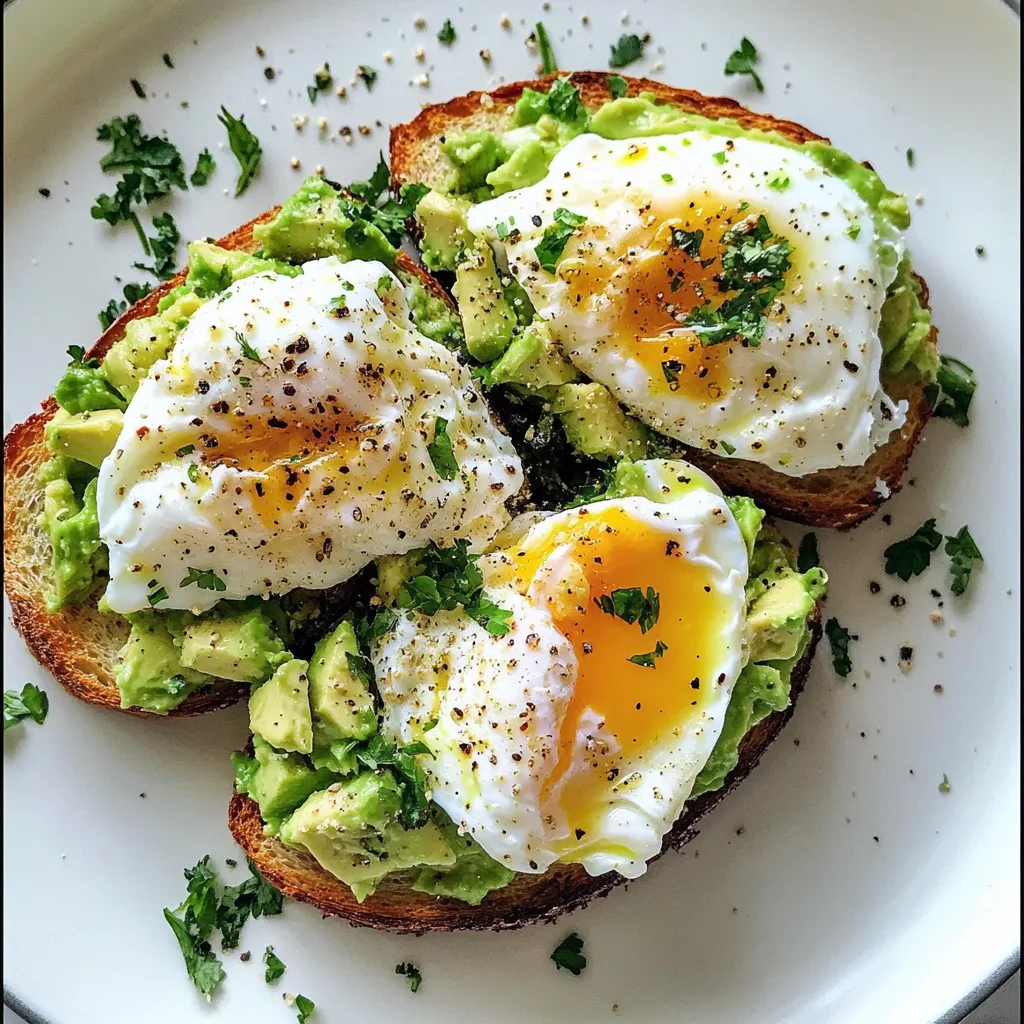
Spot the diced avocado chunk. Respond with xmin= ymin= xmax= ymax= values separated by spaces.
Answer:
xmin=399 ymin=272 xmax=464 ymax=351
xmin=412 ymin=810 xmax=515 ymax=905
xmin=40 ymin=474 xmax=105 ymax=611
xmin=253 ymin=176 xmax=396 ymax=264
xmin=238 ymin=735 xmax=341 ymax=827
xmin=416 ymin=190 xmax=472 ymax=272
xmin=116 ymin=612 xmax=214 ymax=713
xmin=179 ymin=606 xmax=289 ymax=684
xmin=184 ymin=240 xmax=300 ymax=297
xmin=441 ymin=131 xmax=509 ymax=194
xmin=746 ymin=568 xmax=828 ymax=663
xmin=279 ymin=772 xmax=455 ymax=901
xmin=249 ymin=658 xmax=314 ymax=754
xmin=551 ymin=383 xmax=650 ymax=462
xmin=490 ymin=320 xmax=579 ymax=389
xmin=53 ymin=365 xmax=126 ymax=415
xmin=101 ymin=316 xmax=177 ymax=399
xmin=452 ymin=246 xmax=516 ymax=362
xmin=308 ymin=621 xmax=377 ymax=742
xmin=44 ymin=408 xmax=123 ymax=468
xmin=724 ymin=496 xmax=766 ymax=562
xmin=374 ymin=551 xmax=425 ymax=605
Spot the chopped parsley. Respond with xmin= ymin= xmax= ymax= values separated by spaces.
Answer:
xmin=546 ymin=76 xmax=586 ymax=126
xmin=294 ymin=994 xmax=316 ymax=1022
xmin=768 ymin=174 xmax=791 ymax=191
xmin=264 ymin=945 xmax=286 ymax=983
xmin=133 ymin=211 xmax=180 ymax=280
xmin=190 ymin=149 xmax=216 ymax=187
xmin=148 ymin=585 xmax=170 ymax=607
xmin=395 ymin=962 xmax=422 ymax=992
xmin=824 ymin=617 xmax=854 ymax=677
xmin=671 ymin=227 xmax=705 ymax=259
xmin=608 ymin=33 xmax=646 ymax=69
xmin=661 ymin=172 xmax=674 ymax=183
xmin=426 ymin=416 xmax=459 ymax=481
xmin=162 ymin=53 xmax=174 ymax=68
xmin=130 ymin=78 xmax=147 ymax=100
xmin=307 ymin=63 xmax=333 ymax=103
xmin=661 ymin=359 xmax=681 ymax=384
xmin=724 ymin=37 xmax=763 ymax=91
xmin=720 ymin=440 xmax=737 ymax=455
xmin=67 ymin=344 xmax=99 ymax=368
xmin=343 ymin=153 xmax=429 ymax=246
xmin=883 ymin=519 xmax=943 ymax=582
xmin=217 ymin=106 xmax=262 ymax=197
xmin=551 ymin=933 xmax=587 ymax=975
xmin=684 ymin=215 xmax=793 ymax=348
xmin=356 ymin=65 xmax=378 ymax=90
xmin=179 ymin=567 xmax=227 ymax=592
xmin=927 ymin=355 xmax=977 ymax=428
xmin=628 ymin=640 xmax=669 ymax=668
xmin=597 ymin=586 xmax=660 ymax=634
xmin=234 ymin=330 xmax=263 ymax=363
xmin=187 ymin=463 xmax=200 ymax=483
xmin=216 ymin=857 xmax=284 ymax=951
xmin=944 ymin=526 xmax=983 ymax=597
xmin=713 ymin=150 xmax=727 ymax=165
xmin=98 ymin=281 xmax=153 ymax=330
xmin=797 ymin=533 xmax=820 ymax=573
xmin=939 ymin=774 xmax=952 ymax=794
xmin=3 ymin=683 xmax=48 ymax=731
xmin=534 ymin=21 xmax=558 ymax=74
xmin=846 ymin=223 xmax=862 ymax=240
xmin=356 ymin=735 xmax=431 ymax=828
xmin=163 ymin=856 xmax=226 ymax=996
xmin=438 ymin=19 xmax=456 ymax=46
xmin=535 ymin=208 xmax=587 ymax=273
xmin=906 ymin=148 xmax=915 ymax=167
xmin=175 ymin=444 xmax=196 ymax=457
xmin=397 ymin=538 xmax=512 ymax=638
xmin=606 ymin=74 xmax=628 ymax=99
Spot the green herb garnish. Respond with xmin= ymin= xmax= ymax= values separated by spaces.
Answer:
xmin=356 ymin=735 xmax=431 ymax=829
xmin=768 ymin=174 xmax=790 ymax=191
xmin=187 ymin=463 xmax=200 ymax=483
xmin=133 ymin=211 xmax=180 ymax=281
xmin=438 ymin=20 xmax=457 ymax=46
xmin=609 ymin=33 xmax=645 ymax=69
xmin=426 ymin=416 xmax=459 ymax=481
xmin=163 ymin=856 xmax=226 ymax=996
xmin=846 ymin=223 xmax=861 ymax=240
xmin=162 ymin=53 xmax=174 ymax=68
xmin=98 ymin=281 xmax=153 ymax=330
xmin=264 ymin=945 xmax=286 ymax=983
xmin=906 ymin=148 xmax=915 ymax=167
xmin=148 ymin=585 xmax=169 ymax=607
xmin=628 ymin=640 xmax=669 ymax=668
xmin=395 ymin=962 xmax=422 ymax=992
xmin=307 ymin=63 xmax=333 ymax=103
xmin=720 ymin=440 xmax=737 ymax=455
xmin=234 ymin=330 xmax=263 ymax=363
xmin=535 ymin=208 xmax=587 ymax=273
xmin=824 ymin=617 xmax=854 ymax=677
xmin=190 ymin=148 xmax=216 ymax=187
xmin=927 ymin=355 xmax=977 ymax=428
xmin=535 ymin=21 xmax=558 ymax=74
xmin=294 ymin=994 xmax=316 ymax=1022
xmin=597 ymin=587 xmax=660 ymax=634
xmin=724 ymin=37 xmax=763 ymax=91
xmin=606 ymin=74 xmax=628 ymax=98
xmin=217 ymin=106 xmax=262 ymax=197
xmin=551 ymin=933 xmax=587 ymax=975
xmin=944 ymin=526 xmax=983 ymax=597
xmin=179 ymin=567 xmax=227 ymax=592
xmin=356 ymin=65 xmax=378 ymax=90
xmin=661 ymin=359 xmax=680 ymax=384
xmin=883 ymin=519 xmax=943 ymax=582
xmin=216 ymin=857 xmax=284 ymax=951
xmin=130 ymin=78 xmax=147 ymax=100
xmin=3 ymin=683 xmax=48 ymax=731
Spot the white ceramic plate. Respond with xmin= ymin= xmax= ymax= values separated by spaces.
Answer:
xmin=3 ymin=1 xmax=1019 ymax=1021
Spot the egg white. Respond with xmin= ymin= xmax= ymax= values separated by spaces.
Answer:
xmin=97 ymin=257 xmax=523 ymax=614
xmin=373 ymin=460 xmax=748 ymax=879
xmin=468 ymin=131 xmax=908 ymax=476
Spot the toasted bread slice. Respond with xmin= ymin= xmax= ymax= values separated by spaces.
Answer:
xmin=230 ymin=610 xmax=821 ymax=933
xmin=389 ymin=71 xmax=938 ymax=529
xmin=2 ymin=213 xmax=459 ymax=717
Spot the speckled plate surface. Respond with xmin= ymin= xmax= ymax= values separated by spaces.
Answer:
xmin=3 ymin=1 xmax=1019 ymax=1021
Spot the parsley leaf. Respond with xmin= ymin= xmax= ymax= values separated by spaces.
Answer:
xmin=609 ymin=33 xmax=646 ymax=69
xmin=824 ymin=617 xmax=854 ymax=677
xmin=945 ymin=526 xmax=983 ymax=597
xmin=356 ymin=65 xmax=377 ymax=90
xmin=234 ymin=330 xmax=263 ymax=363
xmin=307 ymin=63 xmax=333 ymax=103
xmin=662 ymin=359 xmax=681 ymax=384
xmin=341 ymin=154 xmax=428 ymax=246
xmin=597 ymin=587 xmax=660 ymax=633
xmin=535 ymin=208 xmax=587 ymax=273
xmin=264 ymin=945 xmax=286 ymax=983
xmin=551 ymin=933 xmax=587 ymax=975
xmin=883 ymin=519 xmax=943 ymax=582
xmin=547 ymin=77 xmax=586 ymax=127
xmin=163 ymin=908 xmax=225 ymax=996
xmin=180 ymin=567 xmax=227 ymax=592
xmin=98 ymin=281 xmax=153 ymax=330
xmin=67 ymin=344 xmax=99 ymax=369
xmin=438 ymin=19 xmax=457 ymax=46
xmin=133 ymin=211 xmax=180 ymax=281
xmin=217 ymin=106 xmax=262 ymax=197
xmin=768 ymin=174 xmax=790 ymax=191
xmin=426 ymin=416 xmax=459 ymax=480
xmin=163 ymin=856 xmax=226 ymax=996
xmin=627 ymin=640 xmax=669 ymax=668
xmin=294 ymin=994 xmax=316 ymax=1022
xmin=797 ymin=533 xmax=820 ymax=573
xmin=465 ymin=595 xmax=513 ymax=636
xmin=724 ymin=37 xmax=764 ymax=92
xmin=395 ymin=962 xmax=422 ymax=992
xmin=148 ymin=585 xmax=170 ymax=607
xmin=906 ymin=148 xmax=915 ymax=168
xmin=190 ymin=148 xmax=216 ymax=187
xmin=216 ymin=857 xmax=284 ymax=951
xmin=928 ymin=355 xmax=977 ymax=428
xmin=606 ymin=74 xmax=628 ymax=99
xmin=356 ymin=735 xmax=430 ymax=828
xmin=535 ymin=21 xmax=558 ymax=74
xmin=130 ymin=78 xmax=147 ymax=99
xmin=3 ymin=683 xmax=49 ymax=731
xmin=670 ymin=226 xmax=704 ymax=259
xmin=720 ymin=440 xmax=737 ymax=455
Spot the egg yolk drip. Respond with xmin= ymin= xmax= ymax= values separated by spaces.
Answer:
xmin=559 ymin=183 xmax=800 ymax=403
xmin=489 ymin=502 xmax=737 ymax=858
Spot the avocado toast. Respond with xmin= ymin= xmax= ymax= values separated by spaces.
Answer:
xmin=3 ymin=180 xmax=496 ymax=717
xmin=389 ymin=72 xmax=941 ymax=528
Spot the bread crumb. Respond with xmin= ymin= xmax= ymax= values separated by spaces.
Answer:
xmin=335 ymin=84 xmax=347 ymax=98
xmin=290 ymin=156 xmax=301 ymax=169
xmin=292 ymin=114 xmax=308 ymax=130
xmin=314 ymin=164 xmax=325 ymax=175
xmin=415 ymin=46 xmax=425 ymax=61
xmin=930 ymin=610 xmax=944 ymax=625
xmin=415 ymin=73 xmax=431 ymax=87
xmin=480 ymin=48 xmax=492 ymax=63
xmin=651 ymin=60 xmax=664 ymax=72
xmin=317 ymin=117 xmax=328 ymax=132
xmin=414 ymin=15 xmax=426 ymax=29
xmin=500 ymin=14 xmax=511 ymax=28
xmin=383 ymin=50 xmax=394 ymax=63
xmin=480 ymin=92 xmax=494 ymax=108
xmin=621 ymin=10 xmax=630 ymax=23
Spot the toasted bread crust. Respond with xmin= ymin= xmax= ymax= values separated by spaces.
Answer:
xmin=230 ymin=610 xmax=821 ymax=933
xmin=389 ymin=71 xmax=938 ymax=529
xmin=2 ymin=214 xmax=455 ymax=717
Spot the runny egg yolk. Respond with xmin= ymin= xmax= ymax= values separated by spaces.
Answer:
xmin=558 ymin=188 xmax=800 ymax=403
xmin=489 ymin=503 xmax=736 ymax=856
